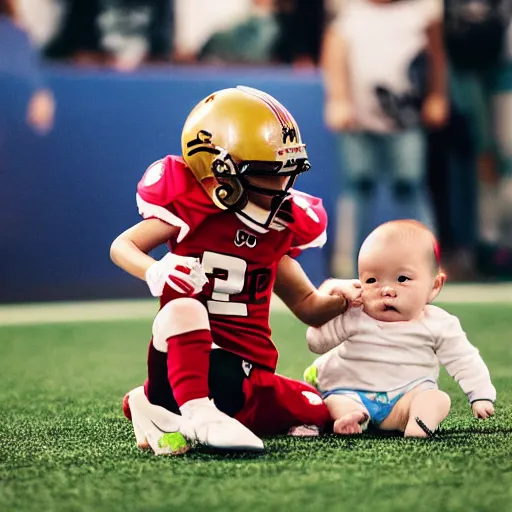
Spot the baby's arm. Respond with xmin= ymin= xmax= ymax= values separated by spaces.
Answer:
xmin=305 ymin=279 xmax=361 ymax=354
xmin=435 ymin=315 xmax=496 ymax=417
xmin=306 ymin=313 xmax=348 ymax=354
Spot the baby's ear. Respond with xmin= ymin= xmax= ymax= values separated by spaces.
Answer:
xmin=428 ymin=271 xmax=446 ymax=303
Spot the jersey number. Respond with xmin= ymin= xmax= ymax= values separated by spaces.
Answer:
xmin=202 ymin=251 xmax=248 ymax=316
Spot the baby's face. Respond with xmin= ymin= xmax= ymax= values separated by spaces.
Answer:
xmin=359 ymin=239 xmax=437 ymax=322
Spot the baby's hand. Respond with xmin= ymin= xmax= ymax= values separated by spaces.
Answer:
xmin=471 ymin=400 xmax=495 ymax=419
xmin=318 ymin=279 xmax=362 ymax=308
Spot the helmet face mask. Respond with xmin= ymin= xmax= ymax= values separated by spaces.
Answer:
xmin=210 ymin=149 xmax=246 ymax=209
xmin=181 ymin=86 xmax=311 ymax=231
xmin=210 ymin=149 xmax=310 ymax=230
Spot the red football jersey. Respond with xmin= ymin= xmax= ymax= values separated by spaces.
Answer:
xmin=137 ymin=156 xmax=327 ymax=371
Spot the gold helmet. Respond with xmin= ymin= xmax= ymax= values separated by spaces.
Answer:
xmin=181 ymin=86 xmax=310 ymax=230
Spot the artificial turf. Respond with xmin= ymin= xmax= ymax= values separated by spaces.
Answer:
xmin=1 ymin=304 xmax=511 ymax=512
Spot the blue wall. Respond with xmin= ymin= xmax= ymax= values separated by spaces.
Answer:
xmin=1 ymin=65 xmax=341 ymax=302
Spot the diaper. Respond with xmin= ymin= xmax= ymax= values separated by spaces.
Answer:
xmin=322 ymin=379 xmax=438 ymax=426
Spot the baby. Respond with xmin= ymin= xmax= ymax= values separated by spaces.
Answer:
xmin=305 ymin=220 xmax=496 ymax=437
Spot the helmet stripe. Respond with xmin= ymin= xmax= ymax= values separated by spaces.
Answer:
xmin=237 ymin=86 xmax=295 ymax=132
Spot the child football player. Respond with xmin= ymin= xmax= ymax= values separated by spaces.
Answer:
xmin=111 ymin=86 xmax=353 ymax=454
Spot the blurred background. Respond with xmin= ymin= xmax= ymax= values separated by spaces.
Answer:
xmin=1 ymin=0 xmax=512 ymax=303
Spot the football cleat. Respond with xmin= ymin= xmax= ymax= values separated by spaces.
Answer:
xmin=180 ymin=399 xmax=264 ymax=452
xmin=123 ymin=386 xmax=190 ymax=455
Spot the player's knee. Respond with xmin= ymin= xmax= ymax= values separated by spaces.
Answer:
xmin=152 ymin=298 xmax=210 ymax=352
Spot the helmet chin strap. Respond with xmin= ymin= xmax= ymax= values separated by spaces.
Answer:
xmin=241 ymin=172 xmax=298 ymax=201
xmin=234 ymin=193 xmax=293 ymax=233
xmin=234 ymin=203 xmax=274 ymax=233
xmin=243 ymin=181 xmax=289 ymax=198
xmin=232 ymin=171 xmax=303 ymax=232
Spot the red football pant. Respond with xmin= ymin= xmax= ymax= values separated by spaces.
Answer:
xmin=234 ymin=367 xmax=331 ymax=436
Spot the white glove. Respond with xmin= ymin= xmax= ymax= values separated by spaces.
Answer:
xmin=145 ymin=253 xmax=208 ymax=297
xmin=318 ymin=278 xmax=362 ymax=307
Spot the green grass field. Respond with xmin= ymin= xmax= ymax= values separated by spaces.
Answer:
xmin=1 ymin=303 xmax=511 ymax=512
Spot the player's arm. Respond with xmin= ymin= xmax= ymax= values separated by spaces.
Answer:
xmin=273 ymin=255 xmax=348 ymax=328
xmin=110 ymin=219 xmax=179 ymax=280
xmin=110 ymin=219 xmax=207 ymax=297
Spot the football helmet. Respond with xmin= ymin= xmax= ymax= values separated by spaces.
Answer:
xmin=181 ymin=86 xmax=310 ymax=232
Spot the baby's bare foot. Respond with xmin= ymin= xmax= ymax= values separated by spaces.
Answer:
xmin=333 ymin=410 xmax=369 ymax=435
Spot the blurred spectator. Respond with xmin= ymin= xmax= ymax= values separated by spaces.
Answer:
xmin=43 ymin=0 xmax=173 ymax=71
xmin=173 ymin=0 xmax=252 ymax=63
xmin=173 ymin=0 xmax=326 ymax=66
xmin=44 ymin=0 xmax=106 ymax=64
xmin=196 ymin=0 xmax=326 ymax=67
xmin=443 ymin=0 xmax=512 ymax=277
xmin=322 ymin=0 xmax=448 ymax=276
xmin=198 ymin=0 xmax=279 ymax=65
xmin=16 ymin=0 xmax=64 ymax=48
xmin=274 ymin=0 xmax=326 ymax=69
xmin=99 ymin=0 xmax=173 ymax=71
xmin=0 ymin=0 xmax=55 ymax=135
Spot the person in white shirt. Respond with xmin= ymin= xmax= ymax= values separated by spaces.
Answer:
xmin=322 ymin=0 xmax=448 ymax=276
xmin=305 ymin=219 xmax=496 ymax=437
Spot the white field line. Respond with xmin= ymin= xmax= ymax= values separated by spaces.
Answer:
xmin=0 ymin=283 xmax=511 ymax=326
